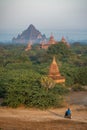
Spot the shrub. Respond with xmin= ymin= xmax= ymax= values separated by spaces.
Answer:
xmin=72 ymin=84 xmax=85 ymax=91
xmin=3 ymin=84 xmax=64 ymax=109
xmin=24 ymin=88 xmax=63 ymax=109
xmin=50 ymin=84 xmax=69 ymax=95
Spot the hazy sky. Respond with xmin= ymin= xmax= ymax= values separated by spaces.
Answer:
xmin=0 ymin=0 xmax=87 ymax=32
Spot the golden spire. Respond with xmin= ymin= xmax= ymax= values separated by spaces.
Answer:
xmin=48 ymin=56 xmax=65 ymax=83
xmin=49 ymin=56 xmax=60 ymax=76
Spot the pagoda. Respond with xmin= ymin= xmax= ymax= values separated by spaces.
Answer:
xmin=40 ymin=40 xmax=49 ymax=49
xmin=61 ymin=36 xmax=70 ymax=47
xmin=48 ymin=56 xmax=65 ymax=83
xmin=25 ymin=41 xmax=32 ymax=51
xmin=48 ymin=34 xmax=56 ymax=45
xmin=40 ymin=34 xmax=57 ymax=49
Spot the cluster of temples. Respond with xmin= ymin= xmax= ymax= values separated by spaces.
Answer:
xmin=25 ymin=34 xmax=70 ymax=51
xmin=40 ymin=35 xmax=70 ymax=49
xmin=25 ymin=35 xmax=66 ymax=84
xmin=49 ymin=56 xmax=65 ymax=83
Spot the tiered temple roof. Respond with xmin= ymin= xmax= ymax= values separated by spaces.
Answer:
xmin=49 ymin=56 xmax=65 ymax=83
xmin=40 ymin=35 xmax=70 ymax=50
xmin=48 ymin=35 xmax=56 ymax=45
xmin=40 ymin=34 xmax=57 ymax=49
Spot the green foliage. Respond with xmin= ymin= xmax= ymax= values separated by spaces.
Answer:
xmin=60 ymin=63 xmax=77 ymax=86
xmin=0 ymin=43 xmax=87 ymax=109
xmin=74 ymin=67 xmax=87 ymax=85
xmin=72 ymin=84 xmax=85 ymax=91
xmin=0 ymin=67 xmax=7 ymax=98
xmin=40 ymin=76 xmax=55 ymax=91
xmin=24 ymin=86 xmax=63 ymax=109
xmin=0 ymin=65 xmax=63 ymax=108
xmin=3 ymin=85 xmax=64 ymax=109
xmin=51 ymin=84 xmax=69 ymax=95
xmin=70 ymin=44 xmax=87 ymax=66
xmin=47 ymin=42 xmax=71 ymax=60
xmin=71 ymin=43 xmax=87 ymax=55
xmin=0 ymin=85 xmax=6 ymax=98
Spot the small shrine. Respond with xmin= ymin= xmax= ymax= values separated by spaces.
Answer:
xmin=40 ymin=34 xmax=70 ymax=50
xmin=61 ymin=36 xmax=70 ymax=47
xmin=25 ymin=41 xmax=32 ymax=51
xmin=40 ymin=34 xmax=57 ymax=49
xmin=40 ymin=40 xmax=49 ymax=49
xmin=48 ymin=34 xmax=56 ymax=45
xmin=48 ymin=56 xmax=65 ymax=83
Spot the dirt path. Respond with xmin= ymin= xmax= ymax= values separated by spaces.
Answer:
xmin=65 ymin=91 xmax=87 ymax=105
xmin=0 ymin=118 xmax=87 ymax=130
xmin=0 ymin=105 xmax=87 ymax=129
xmin=0 ymin=105 xmax=87 ymax=122
xmin=0 ymin=91 xmax=87 ymax=129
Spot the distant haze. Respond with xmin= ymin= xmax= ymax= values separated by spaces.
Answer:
xmin=0 ymin=0 xmax=87 ymax=42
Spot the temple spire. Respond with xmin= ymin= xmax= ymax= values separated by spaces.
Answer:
xmin=48 ymin=56 xmax=65 ymax=83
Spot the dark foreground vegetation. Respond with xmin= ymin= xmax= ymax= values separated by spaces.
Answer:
xmin=0 ymin=42 xmax=87 ymax=108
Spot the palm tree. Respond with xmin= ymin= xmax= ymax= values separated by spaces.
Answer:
xmin=40 ymin=76 xmax=55 ymax=91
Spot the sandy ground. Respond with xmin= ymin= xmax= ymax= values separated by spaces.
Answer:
xmin=0 ymin=91 xmax=87 ymax=130
xmin=0 ymin=105 xmax=87 ymax=122
xmin=65 ymin=91 xmax=87 ymax=106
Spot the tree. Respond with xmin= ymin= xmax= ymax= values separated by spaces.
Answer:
xmin=40 ymin=76 xmax=55 ymax=91
xmin=47 ymin=42 xmax=71 ymax=60
xmin=76 ymin=67 xmax=87 ymax=85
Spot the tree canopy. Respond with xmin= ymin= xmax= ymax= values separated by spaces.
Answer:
xmin=0 ymin=43 xmax=87 ymax=108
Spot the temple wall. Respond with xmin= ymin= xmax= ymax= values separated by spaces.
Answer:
xmin=55 ymin=78 xmax=65 ymax=83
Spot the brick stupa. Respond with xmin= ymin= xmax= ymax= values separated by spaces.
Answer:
xmin=61 ymin=36 xmax=70 ymax=47
xmin=49 ymin=56 xmax=65 ymax=83
xmin=25 ymin=41 xmax=32 ymax=51
xmin=40 ymin=34 xmax=57 ymax=49
xmin=48 ymin=34 xmax=56 ymax=45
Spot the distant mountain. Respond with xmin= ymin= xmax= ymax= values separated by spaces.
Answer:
xmin=12 ymin=24 xmax=46 ymax=43
xmin=69 ymin=39 xmax=87 ymax=44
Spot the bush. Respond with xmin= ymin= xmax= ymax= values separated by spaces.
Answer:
xmin=76 ymin=67 xmax=87 ymax=85
xmin=47 ymin=42 xmax=71 ymax=60
xmin=25 ymin=89 xmax=63 ymax=109
xmin=72 ymin=84 xmax=85 ymax=91
xmin=3 ymin=83 xmax=64 ymax=109
xmin=50 ymin=84 xmax=69 ymax=95
xmin=0 ymin=85 xmax=6 ymax=98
